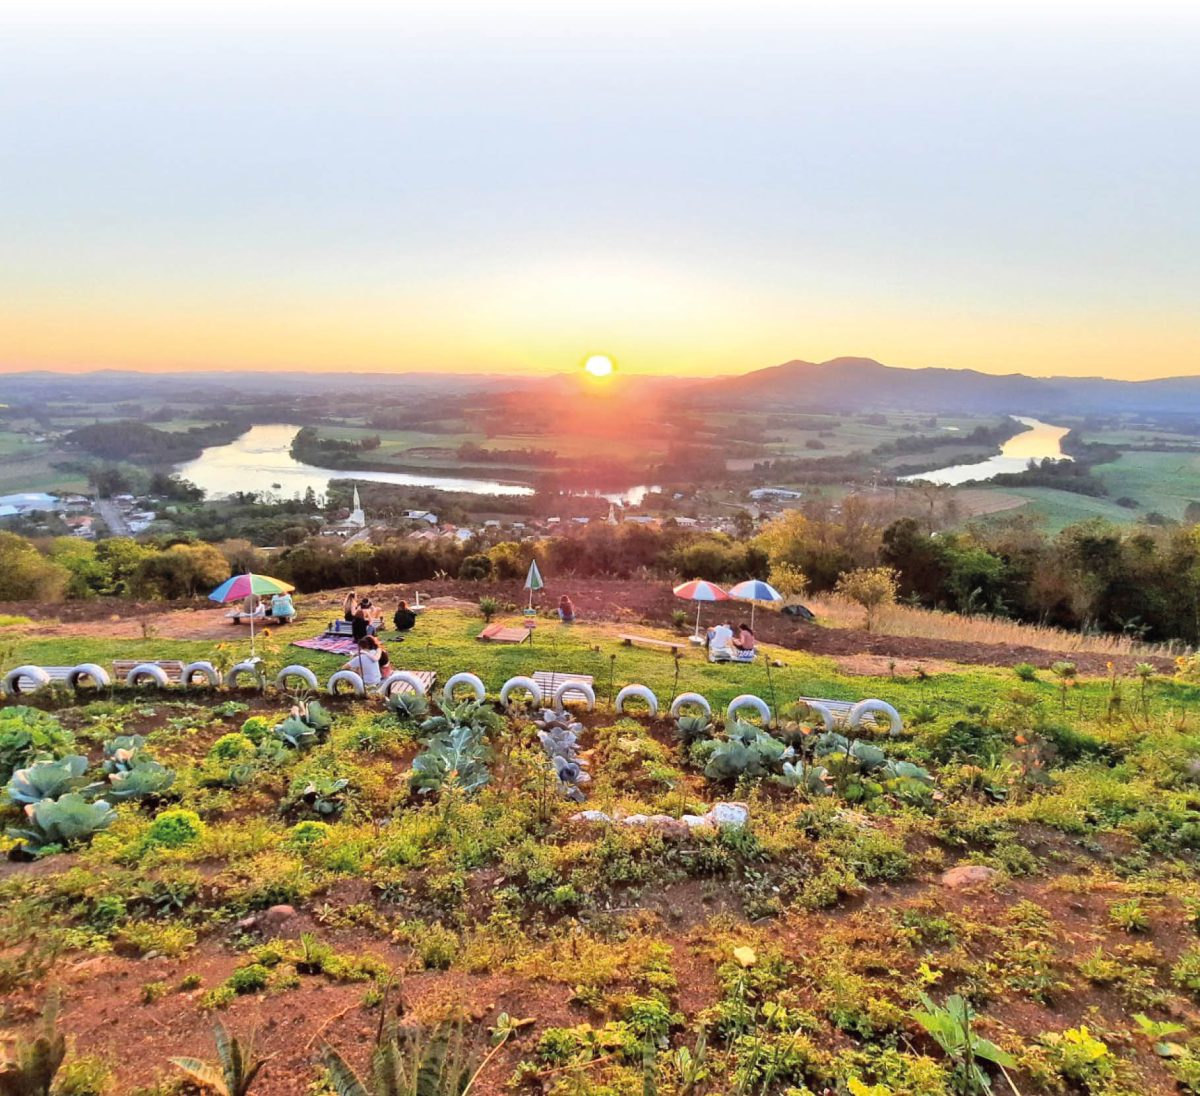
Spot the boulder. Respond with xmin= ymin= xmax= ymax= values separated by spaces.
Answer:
xmin=680 ymin=814 xmax=714 ymax=831
xmin=569 ymin=810 xmax=613 ymax=825
xmin=940 ymin=865 xmax=999 ymax=889
xmin=709 ymin=801 xmax=750 ymax=829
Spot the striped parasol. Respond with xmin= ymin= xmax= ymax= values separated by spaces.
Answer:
xmin=673 ymin=579 xmax=730 ymax=640
xmin=209 ymin=573 xmax=294 ymax=657
xmin=728 ymin=578 xmax=783 ymax=629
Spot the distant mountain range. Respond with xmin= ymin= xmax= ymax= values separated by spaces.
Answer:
xmin=695 ymin=357 xmax=1200 ymax=415
xmin=3 ymin=358 xmax=1199 ymax=415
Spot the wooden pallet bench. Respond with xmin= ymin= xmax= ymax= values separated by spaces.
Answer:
xmin=618 ymin=633 xmax=686 ymax=655
xmin=390 ymin=669 xmax=437 ymax=695
xmin=477 ymin=623 xmax=531 ymax=644
xmin=796 ymin=696 xmax=853 ymax=721
xmin=113 ymin=659 xmax=186 ymax=684
xmin=533 ymin=671 xmax=594 ymax=699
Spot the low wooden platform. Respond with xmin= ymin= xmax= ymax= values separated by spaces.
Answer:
xmin=618 ymin=633 xmax=686 ymax=655
xmin=477 ymin=623 xmax=531 ymax=644
xmin=533 ymin=670 xmax=594 ymax=698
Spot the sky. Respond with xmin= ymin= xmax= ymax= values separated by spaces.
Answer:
xmin=1 ymin=0 xmax=1197 ymax=380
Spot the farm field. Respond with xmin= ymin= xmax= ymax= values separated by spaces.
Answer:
xmin=1094 ymin=452 xmax=1200 ymax=521
xmin=3 ymin=599 xmax=1200 ymax=1094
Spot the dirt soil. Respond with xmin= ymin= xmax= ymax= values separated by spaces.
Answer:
xmin=1 ymin=579 xmax=1173 ymax=676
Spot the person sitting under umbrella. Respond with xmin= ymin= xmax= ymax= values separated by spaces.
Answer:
xmin=733 ymin=622 xmax=756 ymax=653
xmin=269 ymin=590 xmax=295 ymax=624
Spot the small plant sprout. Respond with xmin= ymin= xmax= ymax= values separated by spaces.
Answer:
xmin=171 ymin=1020 xmax=272 ymax=1096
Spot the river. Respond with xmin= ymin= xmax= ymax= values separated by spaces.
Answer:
xmin=175 ymin=423 xmax=655 ymax=504
xmin=899 ymin=416 xmax=1072 ymax=486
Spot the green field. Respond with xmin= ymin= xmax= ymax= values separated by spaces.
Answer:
xmin=1094 ymin=451 xmax=1200 ymax=520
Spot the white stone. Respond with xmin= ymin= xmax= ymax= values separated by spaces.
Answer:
xmin=709 ymin=802 xmax=750 ymax=829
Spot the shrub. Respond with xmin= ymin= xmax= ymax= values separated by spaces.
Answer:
xmin=459 ymin=554 xmax=493 ymax=581
xmin=208 ymin=733 xmax=256 ymax=762
xmin=145 ymin=809 xmax=206 ymax=849
xmin=1014 ymin=663 xmax=1039 ymax=682
xmin=239 ymin=716 xmax=271 ymax=744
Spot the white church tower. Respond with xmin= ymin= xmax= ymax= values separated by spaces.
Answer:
xmin=349 ymin=485 xmax=366 ymax=527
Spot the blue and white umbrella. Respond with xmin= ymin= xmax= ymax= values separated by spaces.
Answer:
xmin=524 ymin=560 xmax=544 ymax=610
xmin=728 ymin=579 xmax=783 ymax=629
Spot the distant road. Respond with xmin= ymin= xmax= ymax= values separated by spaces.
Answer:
xmin=95 ymin=498 xmax=130 ymax=536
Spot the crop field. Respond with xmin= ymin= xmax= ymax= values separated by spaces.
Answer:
xmin=1094 ymin=452 xmax=1200 ymax=521
xmin=4 ymin=605 xmax=1200 ymax=1094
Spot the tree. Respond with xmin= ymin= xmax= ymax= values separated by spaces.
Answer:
xmin=94 ymin=537 xmax=154 ymax=595
xmin=0 ymin=532 xmax=69 ymax=601
xmin=834 ymin=566 xmax=899 ymax=632
xmin=134 ymin=542 xmax=229 ymax=599
xmin=46 ymin=537 xmax=112 ymax=599
xmin=768 ymin=562 xmax=808 ymax=597
xmin=459 ymin=554 xmax=493 ymax=581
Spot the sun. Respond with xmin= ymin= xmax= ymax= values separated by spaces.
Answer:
xmin=583 ymin=354 xmax=615 ymax=378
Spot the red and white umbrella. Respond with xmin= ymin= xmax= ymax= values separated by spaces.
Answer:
xmin=673 ymin=579 xmax=730 ymax=640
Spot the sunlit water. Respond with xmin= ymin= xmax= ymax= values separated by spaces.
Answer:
xmin=175 ymin=423 xmax=656 ymax=504
xmin=176 ymin=424 xmax=535 ymax=499
xmin=900 ymin=417 xmax=1072 ymax=486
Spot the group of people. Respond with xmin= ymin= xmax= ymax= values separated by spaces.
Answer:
xmin=705 ymin=619 xmax=755 ymax=656
xmin=237 ymin=591 xmax=296 ymax=624
xmin=339 ymin=591 xmax=420 ymax=686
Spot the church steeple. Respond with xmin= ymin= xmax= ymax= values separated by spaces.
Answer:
xmin=349 ymin=485 xmax=365 ymax=527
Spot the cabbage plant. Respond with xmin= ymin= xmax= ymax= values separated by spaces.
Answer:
xmin=7 ymin=754 xmax=88 ymax=806
xmin=8 ymin=793 xmax=117 ymax=854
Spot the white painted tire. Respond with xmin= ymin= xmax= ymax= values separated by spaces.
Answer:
xmin=67 ymin=663 xmax=111 ymax=690
xmin=3 ymin=665 xmax=50 ymax=697
xmin=125 ymin=663 xmax=170 ymax=688
xmin=615 ymin=684 xmax=658 ymax=716
xmin=799 ymin=700 xmax=834 ymax=734
xmin=669 ymin=692 xmax=711 ymax=719
xmin=850 ymin=699 xmax=903 ymax=735
xmin=181 ymin=661 xmax=221 ymax=687
xmin=327 ymin=670 xmax=365 ymax=697
xmin=227 ymin=661 xmax=265 ymax=689
xmin=381 ymin=671 xmax=429 ymax=698
xmin=499 ymin=676 xmax=542 ymax=707
xmin=553 ymin=679 xmax=595 ymax=712
xmin=443 ymin=672 xmax=486 ymax=704
xmin=726 ymin=693 xmax=771 ymax=724
xmin=276 ymin=664 xmax=319 ymax=691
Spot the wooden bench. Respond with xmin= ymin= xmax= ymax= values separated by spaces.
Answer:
xmin=618 ymin=633 xmax=686 ymax=655
xmin=388 ymin=669 xmax=437 ymax=696
xmin=533 ymin=671 xmax=594 ymax=698
xmin=113 ymin=659 xmax=186 ymax=684
xmin=796 ymin=696 xmax=853 ymax=722
xmin=477 ymin=623 xmax=531 ymax=644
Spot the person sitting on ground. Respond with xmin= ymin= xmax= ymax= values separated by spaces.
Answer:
xmin=558 ymin=595 xmax=576 ymax=624
xmin=709 ymin=619 xmax=734 ymax=655
xmin=270 ymin=591 xmax=295 ymax=624
xmin=351 ymin=599 xmax=377 ymax=643
xmin=343 ymin=636 xmax=382 ymax=687
xmin=393 ymin=600 xmax=417 ymax=633
xmin=733 ymin=622 xmax=756 ymax=653
xmin=343 ymin=591 xmax=358 ymax=623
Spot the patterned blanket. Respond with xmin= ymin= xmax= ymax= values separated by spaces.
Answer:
xmin=291 ymin=635 xmax=359 ymax=656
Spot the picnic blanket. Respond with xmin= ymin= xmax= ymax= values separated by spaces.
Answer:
xmin=292 ymin=635 xmax=359 ymax=656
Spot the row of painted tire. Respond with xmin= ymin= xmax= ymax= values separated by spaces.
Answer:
xmin=2 ymin=662 xmax=902 ymax=733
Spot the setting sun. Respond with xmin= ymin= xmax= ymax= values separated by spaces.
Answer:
xmin=584 ymin=354 xmax=615 ymax=378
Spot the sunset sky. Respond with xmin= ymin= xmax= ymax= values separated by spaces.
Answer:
xmin=1 ymin=0 xmax=1197 ymax=379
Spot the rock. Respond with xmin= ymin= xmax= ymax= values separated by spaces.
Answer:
xmin=709 ymin=802 xmax=750 ymax=829
xmin=238 ymin=903 xmax=298 ymax=935
xmin=940 ymin=865 xmax=999 ymax=889
xmin=622 ymin=814 xmax=651 ymax=826
xmin=569 ymin=810 xmax=612 ymax=825
xmin=647 ymin=815 xmax=690 ymax=839
xmin=680 ymin=814 xmax=714 ymax=831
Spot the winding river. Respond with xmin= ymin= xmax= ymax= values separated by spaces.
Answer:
xmin=900 ymin=416 xmax=1072 ymax=486
xmin=175 ymin=423 xmax=655 ymax=504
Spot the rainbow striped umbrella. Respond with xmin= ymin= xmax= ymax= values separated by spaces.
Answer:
xmin=209 ymin=573 xmax=294 ymax=656
xmin=673 ymin=579 xmax=730 ymax=639
xmin=728 ymin=579 xmax=783 ymax=629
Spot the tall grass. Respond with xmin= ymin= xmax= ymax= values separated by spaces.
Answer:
xmin=806 ymin=595 xmax=1188 ymax=658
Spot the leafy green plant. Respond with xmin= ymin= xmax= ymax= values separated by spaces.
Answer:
xmin=272 ymin=700 xmax=334 ymax=750
xmin=409 ymin=726 xmax=491 ymax=797
xmin=170 ymin=1020 xmax=271 ymax=1096
xmin=674 ymin=713 xmax=714 ymax=746
xmin=323 ymin=1020 xmax=478 ymax=1096
xmin=7 ymin=754 xmax=88 ymax=805
xmin=100 ymin=756 xmax=175 ymax=802
xmin=420 ymin=699 xmax=503 ymax=739
xmin=1040 ymin=1026 xmax=1114 ymax=1088
xmin=239 ymin=716 xmax=271 ymax=743
xmin=478 ymin=595 xmax=499 ymax=622
xmin=300 ymin=775 xmax=351 ymax=818
xmin=704 ymin=722 xmax=791 ymax=781
xmin=208 ymin=733 xmax=256 ymax=762
xmin=386 ymin=690 xmax=430 ymax=721
xmin=101 ymin=735 xmax=147 ymax=773
xmin=8 ymin=794 xmax=117 ymax=855
xmin=1013 ymin=663 xmax=1039 ymax=682
xmin=0 ymin=706 xmax=75 ymax=783
xmin=1108 ymin=898 xmax=1149 ymax=933
xmin=772 ymin=760 xmax=832 ymax=796
xmin=909 ymin=993 xmax=1014 ymax=1094
xmin=0 ymin=991 xmax=67 ymax=1095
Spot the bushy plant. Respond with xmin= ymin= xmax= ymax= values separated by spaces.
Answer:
xmin=323 ymin=1019 xmax=477 ymax=1096
xmin=299 ymin=775 xmax=350 ymax=818
xmin=101 ymin=734 xmax=147 ymax=773
xmin=674 ymin=713 xmax=714 ymax=746
xmin=101 ymin=756 xmax=176 ymax=802
xmin=239 ymin=715 xmax=271 ymax=743
xmin=170 ymin=1021 xmax=268 ymax=1096
xmin=536 ymin=716 xmax=591 ymax=802
xmin=386 ymin=689 xmax=430 ymax=721
xmin=145 ymin=808 xmax=206 ymax=849
xmin=0 ymin=991 xmax=67 ymax=1094
xmin=420 ymin=698 xmax=503 ymax=738
xmin=209 ymin=733 xmax=256 ymax=762
xmin=1013 ymin=663 xmax=1039 ymax=682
